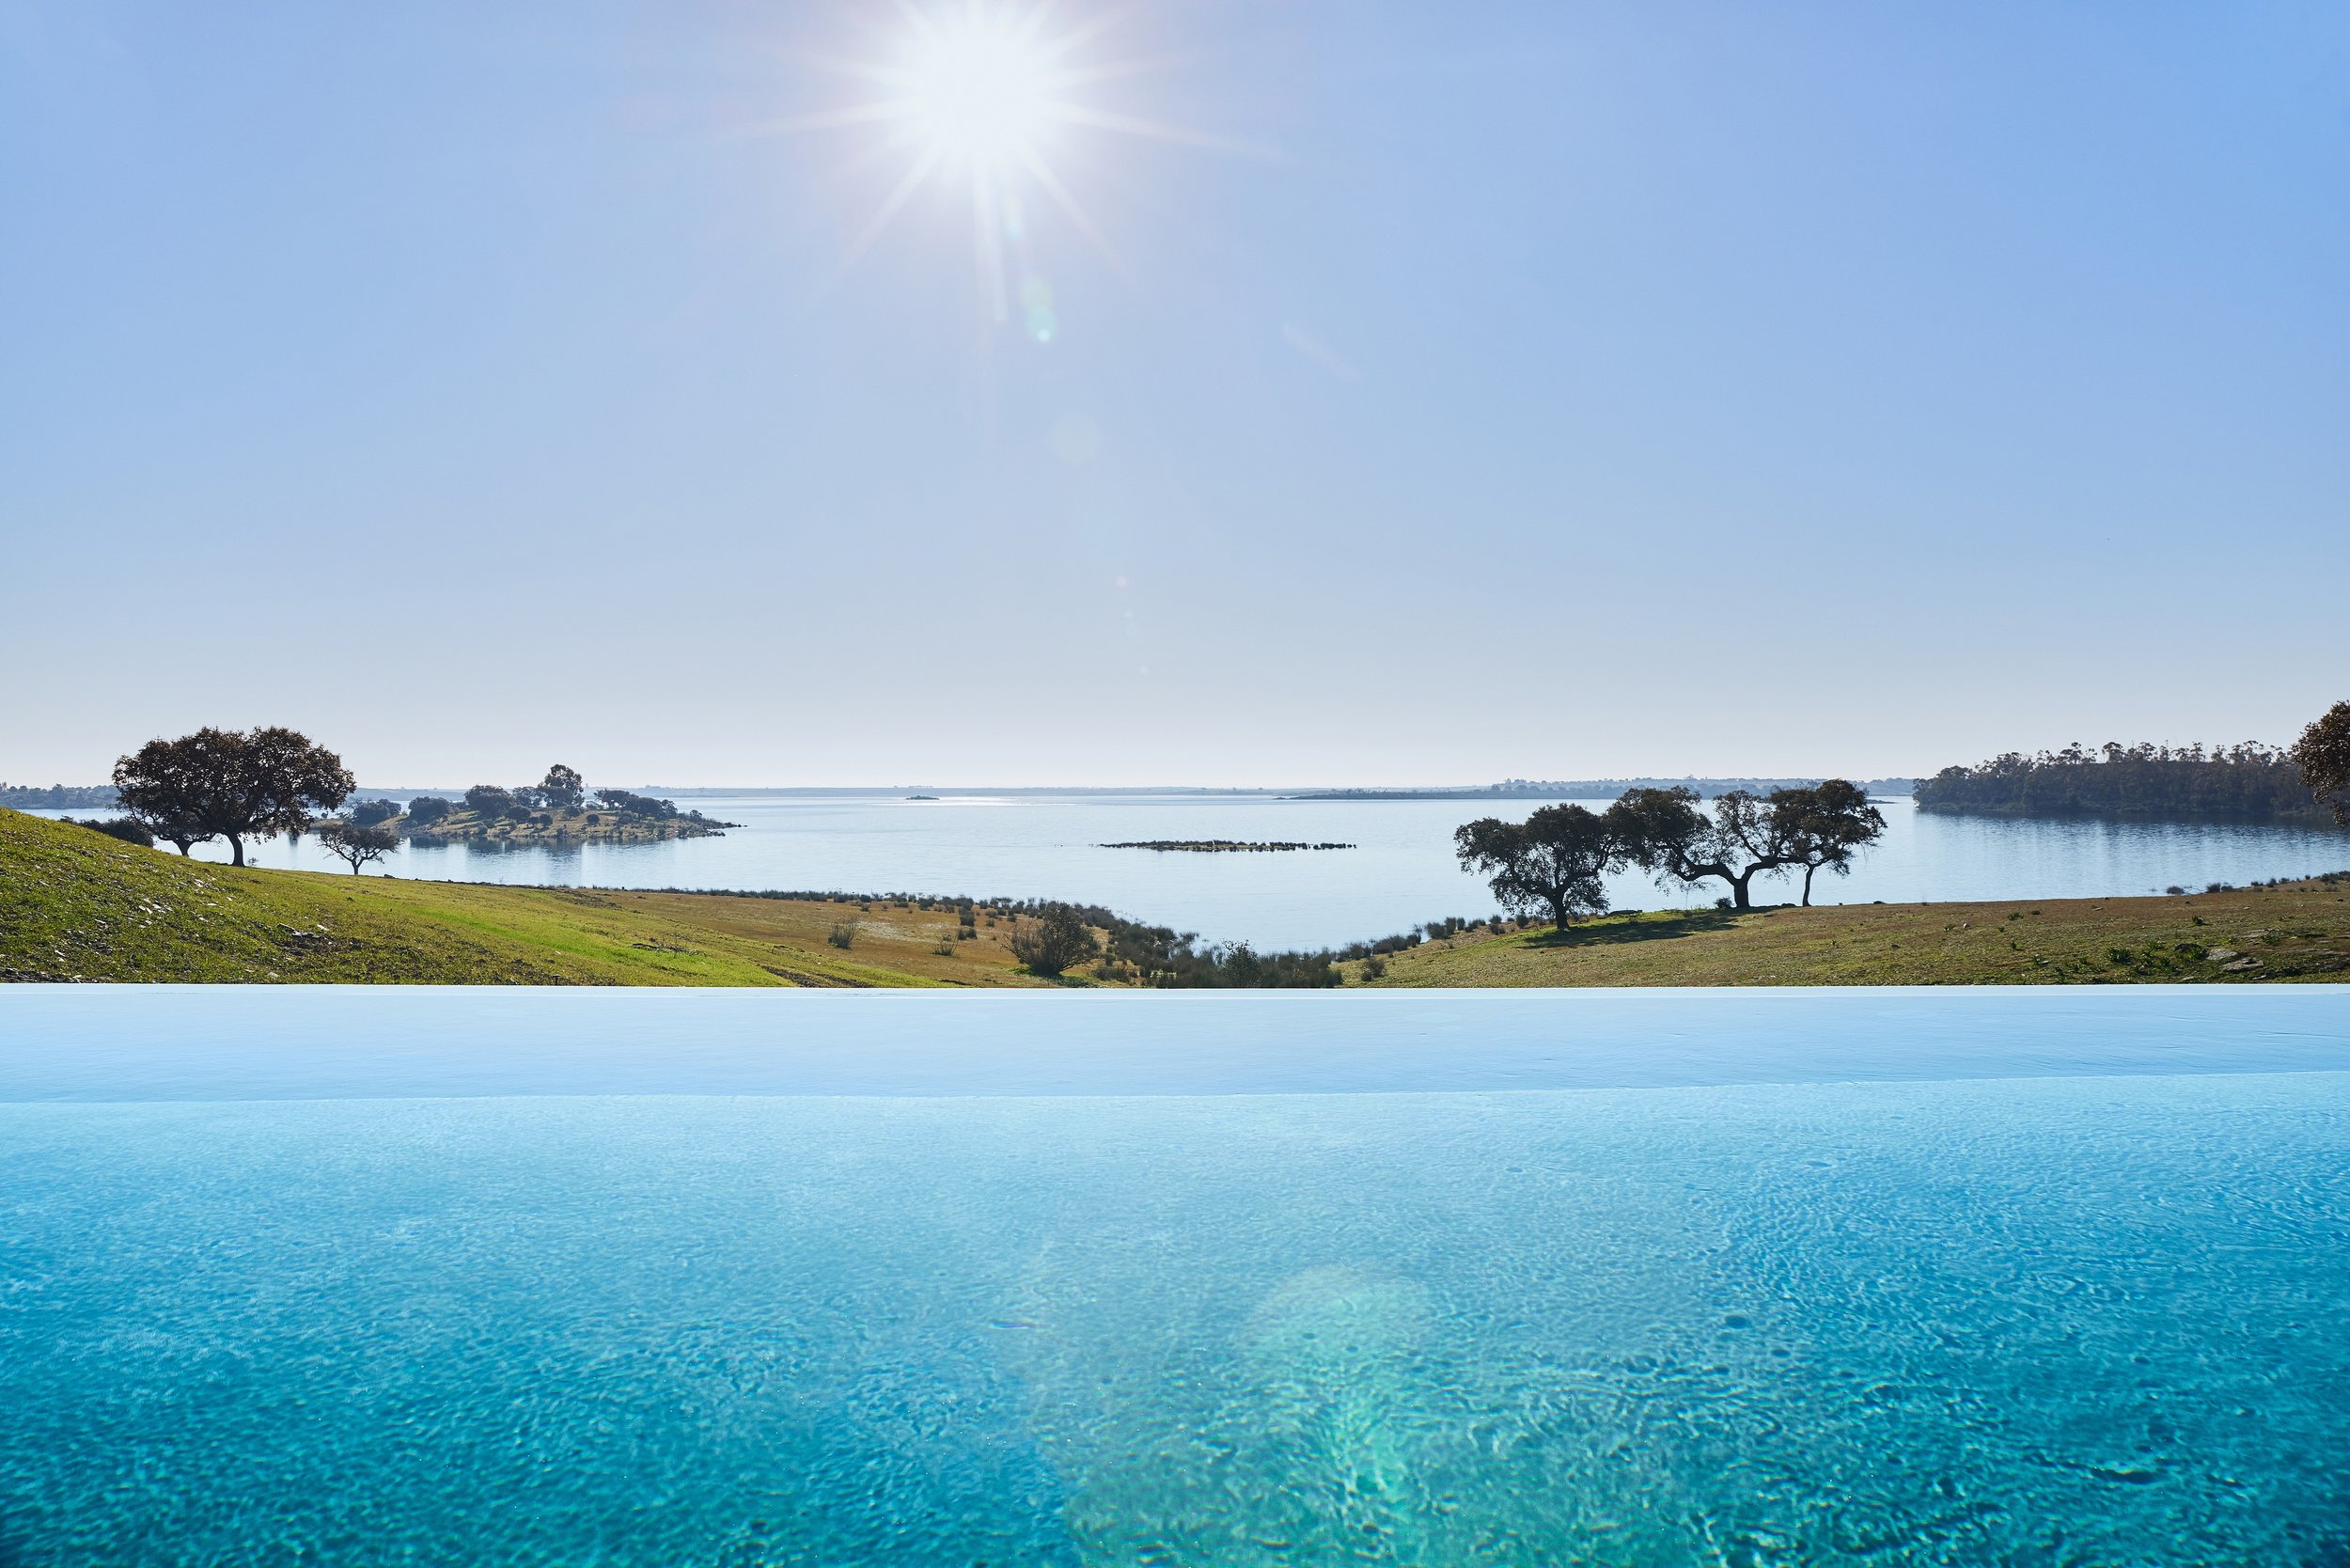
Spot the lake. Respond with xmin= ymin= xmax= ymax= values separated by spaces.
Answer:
xmin=31 ymin=793 xmax=2350 ymax=950
xmin=3 ymin=985 xmax=2347 ymax=1563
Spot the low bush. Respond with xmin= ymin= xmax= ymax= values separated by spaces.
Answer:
xmin=1010 ymin=904 xmax=1099 ymax=976
xmin=70 ymin=817 xmax=154 ymax=848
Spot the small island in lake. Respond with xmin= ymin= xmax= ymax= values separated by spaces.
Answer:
xmin=1100 ymin=839 xmax=1355 ymax=853
xmin=349 ymin=766 xmax=736 ymax=846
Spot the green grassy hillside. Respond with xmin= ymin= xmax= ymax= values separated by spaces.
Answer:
xmin=8 ymin=808 xmax=2346 ymax=989
xmin=0 ymin=809 xmax=1046 ymax=987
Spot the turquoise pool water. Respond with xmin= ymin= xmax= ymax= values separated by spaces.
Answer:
xmin=3 ymin=989 xmax=2347 ymax=1564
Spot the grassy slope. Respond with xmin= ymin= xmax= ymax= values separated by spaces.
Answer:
xmin=0 ymin=809 xmax=1049 ymax=987
xmin=1351 ymin=885 xmax=2350 ymax=987
xmin=8 ymin=808 xmax=2347 ymax=989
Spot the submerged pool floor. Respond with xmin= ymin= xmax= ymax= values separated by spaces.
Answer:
xmin=3 ymin=1070 xmax=2346 ymax=1564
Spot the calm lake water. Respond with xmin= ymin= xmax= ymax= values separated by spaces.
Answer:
xmin=3 ymin=986 xmax=2347 ymax=1564
xmin=34 ymin=792 xmax=2350 ymax=949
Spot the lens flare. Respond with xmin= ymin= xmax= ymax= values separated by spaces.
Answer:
xmin=782 ymin=3 xmax=1252 ymax=333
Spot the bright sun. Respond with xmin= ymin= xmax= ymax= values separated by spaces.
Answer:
xmin=790 ymin=2 xmax=1230 ymax=333
xmin=895 ymin=8 xmax=1061 ymax=175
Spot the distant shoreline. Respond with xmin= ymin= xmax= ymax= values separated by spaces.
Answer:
xmin=2 ymin=779 xmax=1927 ymax=806
xmin=1286 ymin=779 xmax=1918 ymax=803
xmin=1099 ymin=840 xmax=1355 ymax=853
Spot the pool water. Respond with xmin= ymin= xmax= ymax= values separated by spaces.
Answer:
xmin=3 ymin=990 xmax=2347 ymax=1564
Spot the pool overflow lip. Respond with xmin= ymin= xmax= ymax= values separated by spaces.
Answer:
xmin=3 ymin=984 xmax=2348 ymax=1103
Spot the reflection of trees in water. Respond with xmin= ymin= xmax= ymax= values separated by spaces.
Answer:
xmin=409 ymin=838 xmax=592 ymax=868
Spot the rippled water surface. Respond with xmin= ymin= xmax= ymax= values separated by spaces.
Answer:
xmin=5 ymin=1079 xmax=2348 ymax=1564
xmin=3 ymin=989 xmax=2347 ymax=1564
xmin=37 ymin=794 xmax=2350 ymax=950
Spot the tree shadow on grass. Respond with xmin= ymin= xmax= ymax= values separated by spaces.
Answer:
xmin=1522 ymin=909 xmax=1745 ymax=949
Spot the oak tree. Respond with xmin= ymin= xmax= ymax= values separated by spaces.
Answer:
xmin=2297 ymin=700 xmax=2350 ymax=826
xmin=320 ymin=820 xmax=399 ymax=875
xmin=113 ymin=727 xmax=354 ymax=867
xmin=1769 ymin=780 xmax=1888 ymax=905
xmin=540 ymin=764 xmax=586 ymax=810
xmin=1607 ymin=786 xmax=1798 ymax=910
xmin=1453 ymin=804 xmax=1616 ymax=928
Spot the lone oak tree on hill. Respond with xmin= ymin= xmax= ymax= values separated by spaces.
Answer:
xmin=2297 ymin=700 xmax=2350 ymax=826
xmin=113 ymin=727 xmax=354 ymax=867
xmin=1454 ymin=804 xmax=1618 ymax=928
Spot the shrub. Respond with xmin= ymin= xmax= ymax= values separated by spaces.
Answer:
xmin=71 ymin=816 xmax=155 ymax=848
xmin=828 ymin=920 xmax=858 ymax=950
xmin=1359 ymin=954 xmax=1386 ymax=980
xmin=1010 ymin=903 xmax=1099 ymax=976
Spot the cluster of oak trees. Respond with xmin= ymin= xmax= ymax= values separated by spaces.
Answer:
xmin=398 ymin=766 xmax=672 ymax=828
xmin=1454 ymin=781 xmax=1888 ymax=927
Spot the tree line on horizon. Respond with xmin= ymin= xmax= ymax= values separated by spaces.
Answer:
xmin=1915 ymin=702 xmax=2350 ymax=825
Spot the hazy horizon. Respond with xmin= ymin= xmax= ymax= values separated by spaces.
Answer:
xmin=6 ymin=2 xmax=2344 ymax=785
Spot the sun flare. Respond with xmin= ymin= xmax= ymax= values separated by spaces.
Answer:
xmin=788 ymin=2 xmax=1234 ymax=333
xmin=894 ymin=8 xmax=1062 ymax=175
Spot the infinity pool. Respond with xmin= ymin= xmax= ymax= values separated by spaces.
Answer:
xmin=3 ymin=988 xmax=2347 ymax=1564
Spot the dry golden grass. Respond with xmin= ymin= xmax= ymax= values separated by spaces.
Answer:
xmin=1351 ymin=882 xmax=2350 ymax=987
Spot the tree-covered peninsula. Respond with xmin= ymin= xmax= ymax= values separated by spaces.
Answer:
xmin=1917 ymin=713 xmax=2349 ymax=827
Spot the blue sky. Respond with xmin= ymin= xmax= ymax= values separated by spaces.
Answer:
xmin=4 ymin=1 xmax=2344 ymax=786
